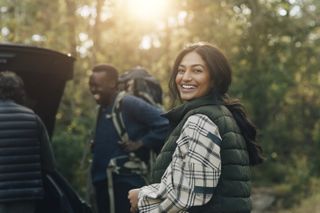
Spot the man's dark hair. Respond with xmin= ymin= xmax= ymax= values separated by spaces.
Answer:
xmin=92 ymin=64 xmax=119 ymax=82
xmin=0 ymin=71 xmax=26 ymax=104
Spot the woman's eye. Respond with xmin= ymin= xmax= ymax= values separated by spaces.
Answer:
xmin=194 ymin=69 xmax=202 ymax=73
xmin=177 ymin=69 xmax=185 ymax=74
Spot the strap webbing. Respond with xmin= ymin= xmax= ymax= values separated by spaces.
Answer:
xmin=111 ymin=91 xmax=129 ymax=142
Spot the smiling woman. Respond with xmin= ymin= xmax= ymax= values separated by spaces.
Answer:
xmin=126 ymin=0 xmax=169 ymax=21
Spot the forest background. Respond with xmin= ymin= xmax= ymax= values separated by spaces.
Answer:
xmin=1 ymin=0 xmax=320 ymax=212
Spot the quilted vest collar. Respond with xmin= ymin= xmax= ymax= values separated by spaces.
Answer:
xmin=164 ymin=93 xmax=222 ymax=125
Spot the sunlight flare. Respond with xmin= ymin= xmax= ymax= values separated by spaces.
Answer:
xmin=126 ymin=0 xmax=169 ymax=21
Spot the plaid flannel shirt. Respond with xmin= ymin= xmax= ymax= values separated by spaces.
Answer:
xmin=138 ymin=114 xmax=222 ymax=213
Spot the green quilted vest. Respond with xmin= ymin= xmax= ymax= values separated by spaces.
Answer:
xmin=151 ymin=95 xmax=252 ymax=213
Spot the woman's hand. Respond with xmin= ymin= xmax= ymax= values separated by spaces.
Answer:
xmin=128 ymin=188 xmax=140 ymax=213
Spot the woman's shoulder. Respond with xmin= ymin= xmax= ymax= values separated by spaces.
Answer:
xmin=188 ymin=105 xmax=232 ymax=119
xmin=186 ymin=113 xmax=211 ymax=121
xmin=184 ymin=113 xmax=216 ymax=128
xmin=182 ymin=113 xmax=222 ymax=142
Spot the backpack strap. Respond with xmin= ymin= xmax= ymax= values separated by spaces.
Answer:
xmin=111 ymin=91 xmax=129 ymax=142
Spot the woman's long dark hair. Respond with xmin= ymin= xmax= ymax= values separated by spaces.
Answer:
xmin=223 ymin=95 xmax=263 ymax=165
xmin=169 ymin=42 xmax=263 ymax=165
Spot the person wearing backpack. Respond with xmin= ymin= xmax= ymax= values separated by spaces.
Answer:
xmin=89 ymin=64 xmax=170 ymax=213
xmin=128 ymin=42 xmax=263 ymax=213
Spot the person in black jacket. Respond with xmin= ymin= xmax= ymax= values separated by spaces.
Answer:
xmin=0 ymin=71 xmax=56 ymax=213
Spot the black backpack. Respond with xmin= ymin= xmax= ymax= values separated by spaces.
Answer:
xmin=118 ymin=67 xmax=163 ymax=108
xmin=112 ymin=67 xmax=164 ymax=144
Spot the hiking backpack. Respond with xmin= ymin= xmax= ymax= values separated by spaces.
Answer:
xmin=112 ymin=66 xmax=164 ymax=145
xmin=118 ymin=67 xmax=163 ymax=106
xmin=109 ymin=67 xmax=164 ymax=182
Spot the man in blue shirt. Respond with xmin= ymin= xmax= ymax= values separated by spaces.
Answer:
xmin=89 ymin=64 xmax=169 ymax=213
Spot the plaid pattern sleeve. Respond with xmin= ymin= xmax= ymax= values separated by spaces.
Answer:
xmin=138 ymin=114 xmax=222 ymax=213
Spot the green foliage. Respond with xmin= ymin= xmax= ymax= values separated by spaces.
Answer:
xmin=273 ymin=155 xmax=320 ymax=209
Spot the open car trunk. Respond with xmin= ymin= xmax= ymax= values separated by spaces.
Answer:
xmin=0 ymin=43 xmax=74 ymax=137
